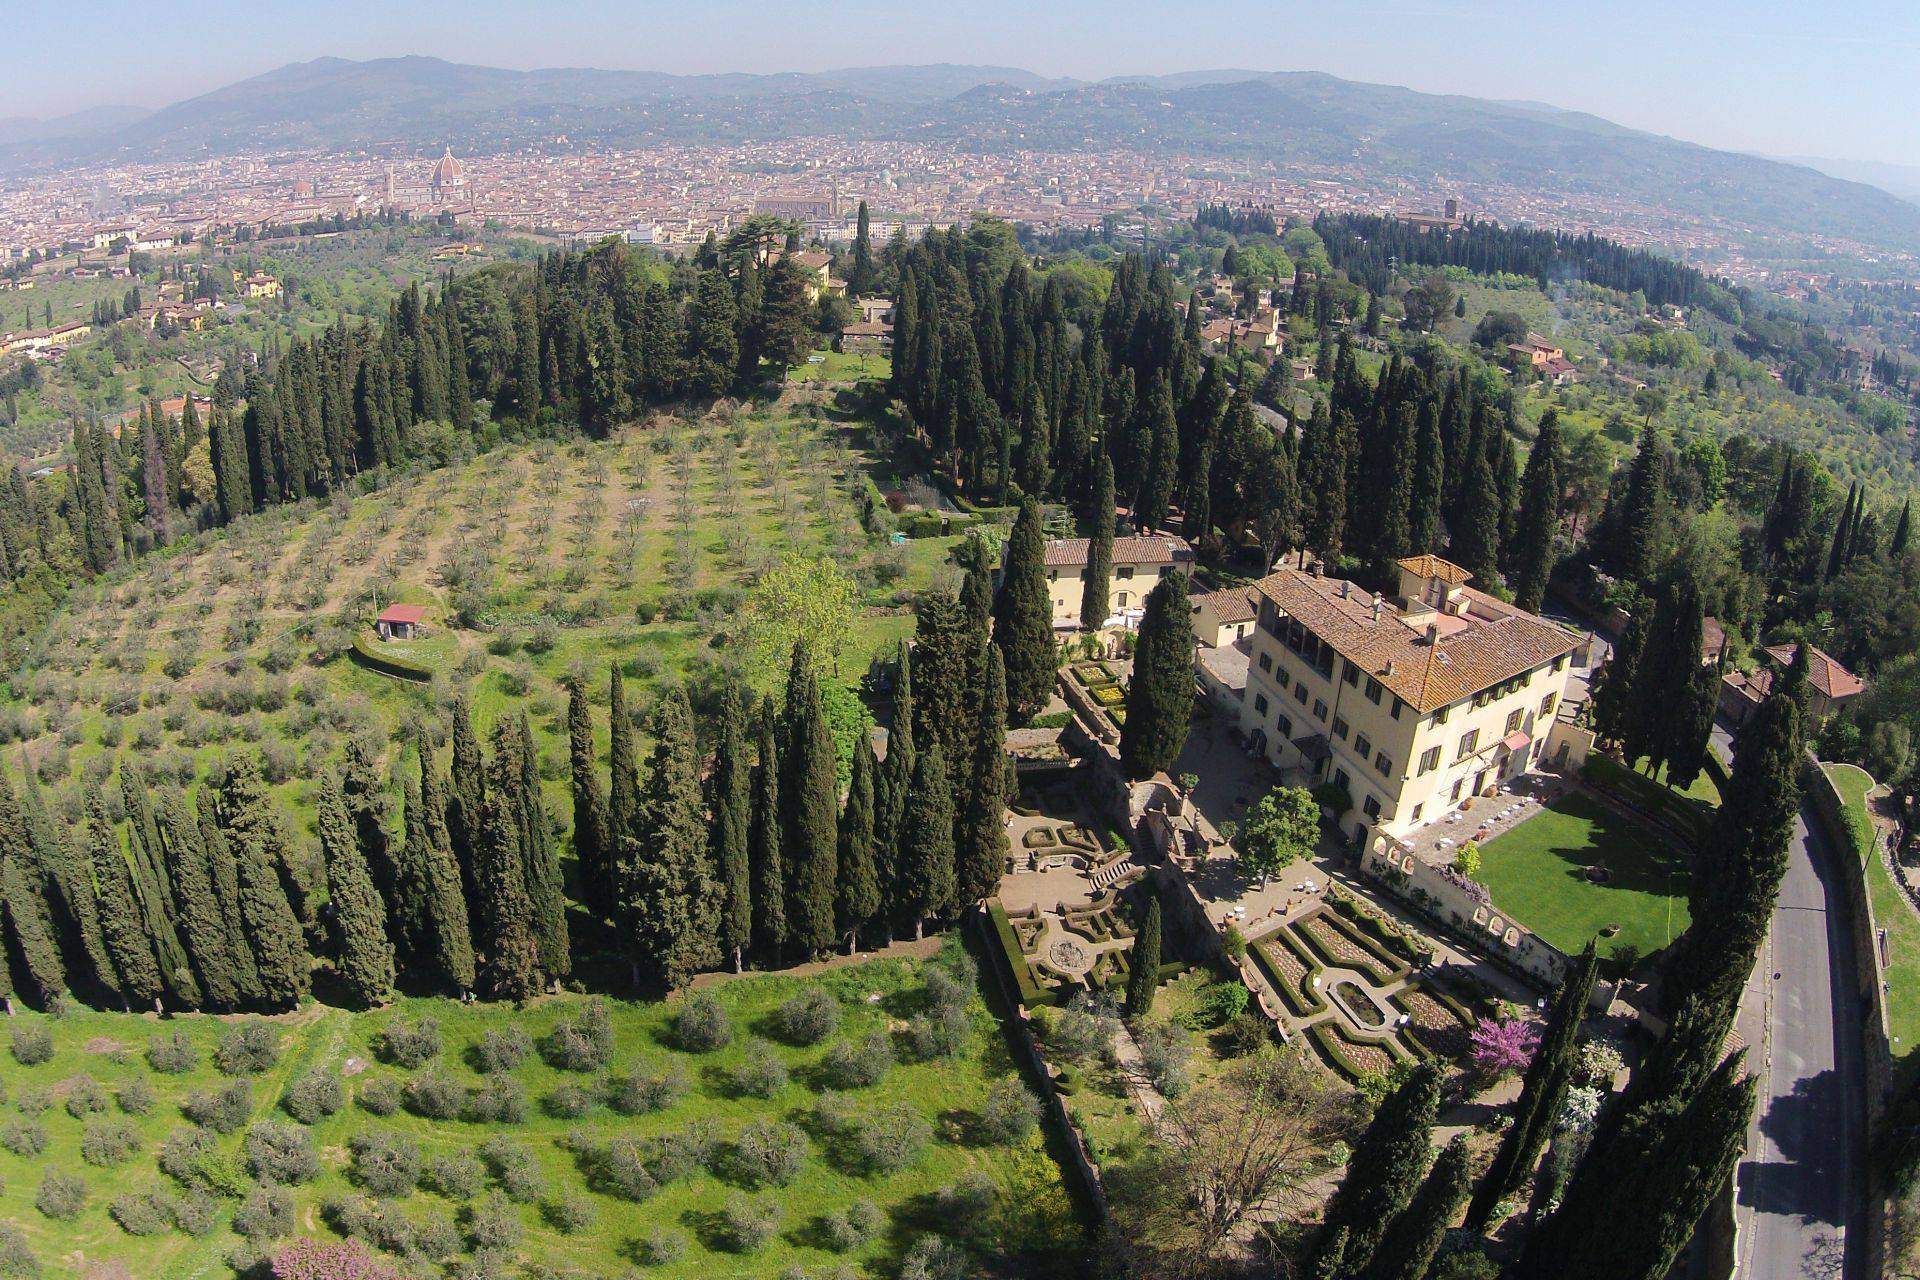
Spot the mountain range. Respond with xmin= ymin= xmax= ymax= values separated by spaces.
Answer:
xmin=6 ymin=56 xmax=1918 ymax=256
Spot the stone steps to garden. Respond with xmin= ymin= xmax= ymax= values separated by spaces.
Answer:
xmin=1090 ymin=856 xmax=1136 ymax=890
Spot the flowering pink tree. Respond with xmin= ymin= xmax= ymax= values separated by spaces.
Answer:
xmin=1469 ymin=1016 xmax=1540 ymax=1080
xmin=272 ymin=1239 xmax=402 ymax=1280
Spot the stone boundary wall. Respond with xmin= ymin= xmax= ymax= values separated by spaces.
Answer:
xmin=1798 ymin=750 xmax=1889 ymax=1280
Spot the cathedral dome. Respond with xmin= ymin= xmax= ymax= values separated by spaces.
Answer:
xmin=431 ymin=148 xmax=464 ymax=188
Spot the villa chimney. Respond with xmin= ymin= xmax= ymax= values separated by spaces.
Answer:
xmin=1426 ymin=622 xmax=1440 ymax=645
xmin=1372 ymin=599 xmax=1383 ymax=623
xmin=1339 ymin=580 xmax=1350 ymax=599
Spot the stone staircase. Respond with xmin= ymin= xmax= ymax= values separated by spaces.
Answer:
xmin=1091 ymin=855 xmax=1136 ymax=890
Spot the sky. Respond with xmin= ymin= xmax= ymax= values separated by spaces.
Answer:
xmin=6 ymin=0 xmax=1920 ymax=168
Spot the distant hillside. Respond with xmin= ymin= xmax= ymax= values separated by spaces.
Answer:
xmin=8 ymin=56 xmax=1920 ymax=256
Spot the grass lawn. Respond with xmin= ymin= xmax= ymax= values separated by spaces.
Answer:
xmin=0 ymin=950 xmax=1083 ymax=1279
xmin=1476 ymin=791 xmax=1691 ymax=962
xmin=1828 ymin=763 xmax=1920 ymax=1085
xmin=788 ymin=349 xmax=892 ymax=383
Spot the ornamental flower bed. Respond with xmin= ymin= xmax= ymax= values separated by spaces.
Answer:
xmin=1297 ymin=912 xmax=1405 ymax=986
xmin=1394 ymin=986 xmax=1474 ymax=1062
xmin=1309 ymin=1020 xmax=1401 ymax=1081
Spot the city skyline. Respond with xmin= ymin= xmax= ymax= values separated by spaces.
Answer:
xmin=4 ymin=0 xmax=1917 ymax=171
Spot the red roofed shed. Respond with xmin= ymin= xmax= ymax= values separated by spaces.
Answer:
xmin=376 ymin=603 xmax=428 ymax=641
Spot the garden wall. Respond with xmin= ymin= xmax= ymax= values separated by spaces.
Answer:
xmin=1359 ymin=838 xmax=1568 ymax=989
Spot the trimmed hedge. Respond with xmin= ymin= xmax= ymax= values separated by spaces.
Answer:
xmin=1582 ymin=754 xmax=1710 ymax=844
xmin=349 ymin=634 xmax=435 ymax=682
xmin=1307 ymin=1019 xmax=1406 ymax=1082
xmin=1294 ymin=910 xmax=1407 ymax=985
xmin=1251 ymin=932 xmax=1327 ymax=1018
xmin=1390 ymin=981 xmax=1476 ymax=1061
xmin=987 ymin=901 xmax=1061 ymax=1009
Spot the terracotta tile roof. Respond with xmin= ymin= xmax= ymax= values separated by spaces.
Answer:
xmin=1193 ymin=587 xmax=1257 ymax=624
xmin=1042 ymin=535 xmax=1194 ymax=569
xmin=377 ymin=604 xmax=428 ymax=625
xmin=1251 ymin=564 xmax=1579 ymax=713
xmin=1760 ymin=643 xmax=1866 ymax=701
xmin=1396 ymin=554 xmax=1473 ymax=585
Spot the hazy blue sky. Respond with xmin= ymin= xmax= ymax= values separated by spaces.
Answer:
xmin=7 ymin=0 xmax=1918 ymax=167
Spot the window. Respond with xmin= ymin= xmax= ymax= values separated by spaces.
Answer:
xmin=1451 ymin=779 xmax=1464 ymax=801
xmin=1332 ymin=717 xmax=1350 ymax=741
xmin=1390 ymin=698 xmax=1404 ymax=720
xmin=1257 ymin=652 xmax=1272 ymax=673
xmin=1419 ymin=745 xmax=1441 ymax=775
xmin=1457 ymin=729 xmax=1480 ymax=759
xmin=1117 ymin=566 xmax=1135 ymax=580
xmin=1354 ymin=733 xmax=1372 ymax=759
xmin=1333 ymin=768 xmax=1350 ymax=790
xmin=1313 ymin=699 xmax=1328 ymax=722
xmin=1274 ymin=666 xmax=1290 ymax=690
xmin=1047 ymin=569 xmax=1057 ymax=582
xmin=1365 ymin=677 xmax=1384 ymax=705
xmin=1473 ymin=691 xmax=1491 ymax=709
xmin=1254 ymin=694 xmax=1269 ymax=715
xmin=1540 ymin=693 xmax=1557 ymax=717
xmin=1552 ymin=655 xmax=1567 ymax=673
xmin=1343 ymin=663 xmax=1360 ymax=688
xmin=1375 ymin=751 xmax=1393 ymax=775
xmin=1295 ymin=683 xmax=1309 ymax=706
xmin=1410 ymin=803 xmax=1424 ymax=823
xmin=1117 ymin=591 xmax=1129 ymax=608
xmin=1435 ymin=704 xmax=1451 ymax=724
xmin=1504 ymin=709 xmax=1523 ymax=734
xmin=1277 ymin=715 xmax=1293 ymax=738
xmin=1362 ymin=794 xmax=1382 ymax=819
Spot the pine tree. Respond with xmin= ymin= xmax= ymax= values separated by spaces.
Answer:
xmin=566 ymin=679 xmax=613 ymax=921
xmin=1120 ymin=571 xmax=1195 ymax=779
xmin=994 ymin=497 xmax=1056 ymax=724
xmin=627 ymin=687 xmax=719 ymax=990
xmin=316 ymin=773 xmax=395 ymax=1007
xmin=710 ymin=683 xmax=754 ymax=971
xmin=748 ymin=697 xmax=787 ymax=963
xmin=413 ymin=744 xmax=476 ymax=994
xmin=1318 ymin=1061 xmax=1441 ymax=1272
xmin=955 ymin=645 xmax=1011 ymax=910
xmin=781 ymin=644 xmax=841 ymax=959
xmin=1511 ymin=409 xmax=1561 ymax=613
xmin=1467 ymin=943 xmax=1600 ymax=1228
xmin=1362 ymin=1136 xmax=1472 ymax=1280
xmin=898 ymin=740 xmax=956 ymax=940
xmin=1125 ymin=898 xmax=1162 ymax=1017
xmin=219 ymin=759 xmax=311 ymax=1009
xmin=837 ymin=731 xmax=881 ymax=951
xmin=1082 ymin=454 xmax=1116 ymax=631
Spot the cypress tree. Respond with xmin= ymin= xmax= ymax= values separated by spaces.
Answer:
xmin=1371 ymin=404 xmax=1416 ymax=582
xmin=86 ymin=795 xmax=165 ymax=1011
xmin=413 ymin=745 xmax=476 ymax=994
xmin=875 ymin=643 xmax=916 ymax=942
xmin=153 ymin=789 xmax=241 ymax=1010
xmin=1082 ymin=454 xmax=1116 ymax=631
xmin=994 ymin=497 xmax=1057 ymax=725
xmin=340 ymin=739 xmax=403 ymax=949
xmin=1511 ymin=409 xmax=1561 ymax=614
xmin=711 ymin=683 xmax=754 ymax=972
xmin=898 ymin=740 xmax=955 ymax=940
xmin=626 ymin=686 xmax=719 ymax=991
xmin=1125 ymin=897 xmax=1162 ymax=1018
xmin=955 ymin=645 xmax=1010 ymax=910
xmin=31 ymin=785 xmax=118 ymax=1004
xmin=748 ymin=697 xmax=786 ymax=963
xmin=194 ymin=788 xmax=258 ymax=996
xmin=1120 ymin=571 xmax=1195 ymax=779
xmin=1409 ymin=402 xmax=1444 ymax=558
xmin=1135 ymin=370 xmax=1179 ymax=533
xmin=1308 ymin=1228 xmax=1348 ymax=1280
xmin=1318 ymin=1060 xmax=1441 ymax=1272
xmin=1467 ymin=943 xmax=1600 ymax=1229
xmin=608 ymin=666 xmax=637 ymax=843
xmin=1590 ymin=609 xmax=1647 ymax=753
xmin=445 ymin=694 xmax=487 ymax=941
xmin=219 ymin=759 xmax=311 ymax=1009
xmin=1451 ymin=432 xmax=1503 ymax=586
xmin=476 ymin=721 xmax=544 ymax=1000
xmin=1613 ymin=422 xmax=1666 ymax=585
xmin=513 ymin=714 xmax=570 ymax=983
xmin=781 ymin=644 xmax=841 ymax=959
xmin=316 ymin=772 xmax=395 ymax=1008
xmin=1362 ymin=1136 xmax=1473 ymax=1280
xmin=837 ymin=731 xmax=881 ymax=952
xmin=567 ymin=679 xmax=613 ymax=921
xmin=1892 ymin=499 xmax=1911 ymax=557
xmin=120 ymin=770 xmax=198 ymax=1008
xmin=0 ymin=778 xmax=64 ymax=1005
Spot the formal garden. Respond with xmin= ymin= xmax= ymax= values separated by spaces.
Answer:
xmin=0 ymin=946 xmax=1083 ymax=1279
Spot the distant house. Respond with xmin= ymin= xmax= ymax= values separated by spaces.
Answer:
xmin=242 ymin=272 xmax=281 ymax=299
xmin=1029 ymin=535 xmax=1195 ymax=630
xmin=376 ymin=603 xmax=429 ymax=642
xmin=839 ymin=319 xmax=892 ymax=356
xmin=1506 ymin=333 xmax=1580 ymax=386
xmin=1191 ymin=586 xmax=1258 ymax=649
xmin=1719 ymin=642 xmax=1865 ymax=725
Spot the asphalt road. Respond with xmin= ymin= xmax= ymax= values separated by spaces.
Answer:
xmin=1725 ymin=725 xmax=1869 ymax=1280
